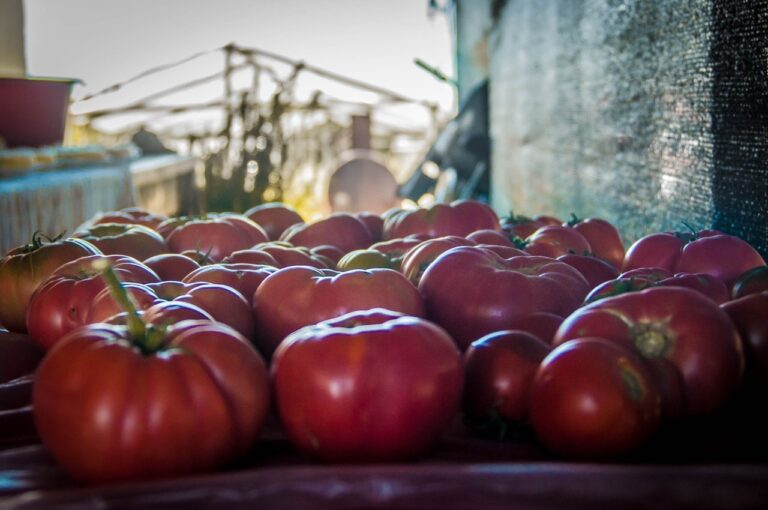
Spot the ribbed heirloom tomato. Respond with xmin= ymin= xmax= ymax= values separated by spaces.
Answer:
xmin=272 ymin=309 xmax=463 ymax=462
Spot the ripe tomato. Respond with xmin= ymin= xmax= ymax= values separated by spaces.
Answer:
xmin=183 ymin=263 xmax=276 ymax=305
xmin=731 ymin=266 xmax=768 ymax=299
xmin=555 ymin=287 xmax=744 ymax=416
xmin=356 ymin=212 xmax=385 ymax=243
xmin=524 ymin=225 xmax=592 ymax=258
xmin=722 ymin=292 xmax=768 ymax=388
xmin=0 ymin=234 xmax=100 ymax=332
xmin=530 ymin=338 xmax=661 ymax=458
xmin=557 ymin=254 xmax=620 ymax=290
xmin=244 ymin=202 xmax=304 ymax=240
xmin=419 ymin=246 xmax=590 ymax=350
xmin=166 ymin=215 xmax=268 ymax=262
xmin=566 ymin=216 xmax=625 ymax=269
xmin=26 ymin=255 xmax=160 ymax=349
xmin=90 ymin=207 xmax=167 ymax=231
xmin=226 ymin=244 xmax=321 ymax=268
xmin=143 ymin=253 xmax=201 ymax=281
xmin=400 ymin=236 xmax=476 ymax=285
xmin=463 ymin=330 xmax=551 ymax=424
xmin=500 ymin=213 xmax=546 ymax=239
xmin=253 ymin=266 xmax=425 ymax=357
xmin=74 ymin=223 xmax=168 ymax=261
xmin=280 ymin=213 xmax=373 ymax=254
xmin=384 ymin=201 xmax=498 ymax=240
xmin=272 ymin=309 xmax=462 ymax=462
xmin=34 ymin=320 xmax=270 ymax=483
xmin=466 ymin=229 xmax=517 ymax=247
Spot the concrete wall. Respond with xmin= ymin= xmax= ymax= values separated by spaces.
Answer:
xmin=484 ymin=0 xmax=767 ymax=253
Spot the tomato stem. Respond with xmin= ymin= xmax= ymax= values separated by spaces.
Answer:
xmin=92 ymin=258 xmax=147 ymax=341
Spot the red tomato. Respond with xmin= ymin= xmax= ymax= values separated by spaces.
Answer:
xmin=533 ymin=214 xmax=563 ymax=226
xmin=26 ymin=255 xmax=160 ymax=349
xmin=0 ymin=234 xmax=100 ymax=332
xmin=657 ymin=273 xmax=730 ymax=304
xmin=254 ymin=266 xmax=425 ymax=357
xmin=280 ymin=213 xmax=373 ymax=254
xmin=624 ymin=231 xmax=764 ymax=288
xmin=34 ymin=320 xmax=270 ymax=483
xmin=310 ymin=245 xmax=345 ymax=266
xmin=91 ymin=207 xmax=167 ymax=231
xmin=272 ymin=309 xmax=462 ymax=462
xmin=504 ymin=312 xmax=564 ymax=345
xmin=0 ymin=329 xmax=45 ymax=383
xmin=463 ymin=330 xmax=551 ymax=424
xmin=400 ymin=236 xmax=476 ymax=285
xmin=369 ymin=237 xmax=430 ymax=271
xmin=89 ymin=280 xmax=256 ymax=341
xmin=384 ymin=201 xmax=498 ymax=240
xmin=450 ymin=199 xmax=501 ymax=232
xmin=166 ymin=216 xmax=268 ymax=262
xmin=467 ymin=229 xmax=517 ymax=247
xmin=557 ymin=254 xmax=620 ymax=290
xmin=555 ymin=287 xmax=744 ymax=416
xmin=530 ymin=338 xmax=661 ymax=458
xmin=183 ymin=263 xmax=276 ymax=305
xmin=524 ymin=225 xmax=592 ymax=258
xmin=731 ymin=266 xmax=768 ymax=299
xmin=143 ymin=253 xmax=201 ymax=281
xmin=244 ymin=202 xmax=304 ymax=240
xmin=226 ymin=244 xmax=320 ymax=268
xmin=356 ymin=212 xmax=384 ymax=243
xmin=585 ymin=277 xmax=656 ymax=304
xmin=419 ymin=246 xmax=590 ymax=350
xmin=74 ymin=223 xmax=168 ymax=261
xmin=722 ymin=292 xmax=768 ymax=387
xmin=566 ymin=216 xmax=625 ymax=269
xmin=500 ymin=213 xmax=546 ymax=239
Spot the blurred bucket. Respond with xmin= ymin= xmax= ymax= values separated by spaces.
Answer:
xmin=0 ymin=77 xmax=77 ymax=148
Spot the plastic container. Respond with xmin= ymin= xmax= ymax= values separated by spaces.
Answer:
xmin=0 ymin=77 xmax=77 ymax=148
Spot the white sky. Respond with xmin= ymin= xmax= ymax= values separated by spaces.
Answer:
xmin=24 ymin=0 xmax=457 ymax=136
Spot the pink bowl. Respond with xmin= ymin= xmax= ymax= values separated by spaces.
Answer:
xmin=0 ymin=77 xmax=76 ymax=148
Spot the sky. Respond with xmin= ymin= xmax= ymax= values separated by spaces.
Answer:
xmin=23 ymin=0 xmax=457 ymax=137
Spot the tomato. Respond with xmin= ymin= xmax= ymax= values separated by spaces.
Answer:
xmin=566 ymin=216 xmax=625 ymax=269
xmin=310 ymin=245 xmax=345 ymax=266
xmin=143 ymin=253 xmax=201 ymax=281
xmin=91 ymin=207 xmax=167 ymax=231
xmin=400 ymin=236 xmax=476 ymax=285
xmin=0 ymin=234 xmax=100 ymax=332
xmin=253 ymin=266 xmax=425 ymax=357
xmin=585 ymin=277 xmax=656 ymax=304
xmin=74 ymin=223 xmax=168 ymax=261
xmin=26 ymin=255 xmax=160 ymax=349
xmin=0 ymin=328 xmax=44 ymax=383
xmin=504 ymin=312 xmax=564 ymax=345
xmin=244 ymin=202 xmax=304 ymax=240
xmin=272 ymin=308 xmax=462 ymax=462
xmin=215 ymin=213 xmax=271 ymax=246
xmin=356 ymin=212 xmax=384 ymax=243
xmin=34 ymin=319 xmax=270 ymax=483
xmin=280 ymin=213 xmax=373 ymax=254
xmin=226 ymin=244 xmax=320 ymax=268
xmin=524 ymin=225 xmax=592 ymax=258
xmin=463 ymin=330 xmax=550 ymax=424
xmin=450 ymin=199 xmax=501 ymax=232
xmin=337 ymin=249 xmax=397 ymax=271
xmin=557 ymin=254 xmax=620 ymax=289
xmin=368 ymin=237 xmax=428 ymax=271
xmin=183 ymin=263 xmax=276 ymax=305
xmin=624 ymin=231 xmax=764 ymax=288
xmin=466 ymin=229 xmax=517 ymax=247
xmin=500 ymin=213 xmax=546 ymax=239
xmin=533 ymin=214 xmax=563 ymax=226
xmin=166 ymin=215 xmax=268 ymax=262
xmin=657 ymin=273 xmax=730 ymax=304
xmin=722 ymin=292 xmax=768 ymax=388
xmin=89 ymin=280 xmax=256 ymax=342
xmin=555 ymin=287 xmax=744 ymax=416
xmin=530 ymin=338 xmax=661 ymax=458
xmin=419 ymin=246 xmax=590 ymax=350
xmin=732 ymin=266 xmax=768 ymax=299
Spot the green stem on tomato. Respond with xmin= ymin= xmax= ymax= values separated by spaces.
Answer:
xmin=91 ymin=258 xmax=146 ymax=341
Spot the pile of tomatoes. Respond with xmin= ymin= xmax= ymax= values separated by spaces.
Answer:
xmin=0 ymin=200 xmax=766 ymax=483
